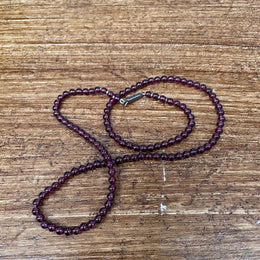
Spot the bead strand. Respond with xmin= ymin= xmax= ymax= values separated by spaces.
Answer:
xmin=33 ymin=76 xmax=224 ymax=236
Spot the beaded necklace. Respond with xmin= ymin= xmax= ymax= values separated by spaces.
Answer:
xmin=32 ymin=75 xmax=225 ymax=236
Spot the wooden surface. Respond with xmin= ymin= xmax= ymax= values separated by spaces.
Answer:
xmin=0 ymin=0 xmax=259 ymax=259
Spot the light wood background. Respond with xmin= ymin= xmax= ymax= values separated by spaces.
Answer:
xmin=0 ymin=0 xmax=259 ymax=259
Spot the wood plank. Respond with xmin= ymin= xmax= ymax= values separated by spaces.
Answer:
xmin=0 ymin=0 xmax=259 ymax=259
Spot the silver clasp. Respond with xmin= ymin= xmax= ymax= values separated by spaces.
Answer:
xmin=119 ymin=92 xmax=145 ymax=107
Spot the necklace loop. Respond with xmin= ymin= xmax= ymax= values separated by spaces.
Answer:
xmin=32 ymin=75 xmax=225 ymax=236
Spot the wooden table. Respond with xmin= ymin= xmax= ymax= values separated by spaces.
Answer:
xmin=1 ymin=1 xmax=259 ymax=259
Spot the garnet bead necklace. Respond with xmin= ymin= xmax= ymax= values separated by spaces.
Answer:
xmin=32 ymin=75 xmax=225 ymax=236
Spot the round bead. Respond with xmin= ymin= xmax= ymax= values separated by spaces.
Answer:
xmin=72 ymin=227 xmax=80 ymax=235
xmin=48 ymin=224 xmax=56 ymax=232
xmin=80 ymin=223 xmax=88 ymax=232
xmin=99 ymin=207 xmax=108 ymax=216
xmin=41 ymin=221 xmax=48 ymax=229
xmin=55 ymin=227 xmax=64 ymax=235
xmin=87 ymin=220 xmax=96 ymax=229
xmin=64 ymin=228 xmax=72 ymax=236
xmin=36 ymin=214 xmax=45 ymax=222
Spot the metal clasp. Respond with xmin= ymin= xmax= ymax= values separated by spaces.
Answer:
xmin=119 ymin=92 xmax=145 ymax=107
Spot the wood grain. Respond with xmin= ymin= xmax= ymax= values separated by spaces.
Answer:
xmin=0 ymin=0 xmax=259 ymax=259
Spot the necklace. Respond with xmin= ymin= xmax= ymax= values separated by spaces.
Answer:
xmin=32 ymin=75 xmax=225 ymax=236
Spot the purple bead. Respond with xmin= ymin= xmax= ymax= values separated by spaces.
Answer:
xmin=187 ymin=80 xmax=194 ymax=86
xmin=194 ymin=82 xmax=200 ymax=89
xmin=154 ymin=76 xmax=161 ymax=83
xmin=209 ymin=138 xmax=217 ymax=145
xmin=140 ymin=145 xmax=148 ymax=152
xmin=48 ymin=224 xmax=56 ymax=232
xmin=145 ymin=91 xmax=152 ymax=97
xmin=130 ymin=154 xmax=138 ymax=161
xmin=126 ymin=142 xmax=133 ymax=149
xmin=33 ymin=198 xmax=40 ymax=206
xmin=175 ymin=152 xmax=183 ymax=160
xmin=141 ymin=80 xmax=148 ymax=87
xmin=186 ymin=126 xmax=193 ymax=133
xmin=216 ymin=127 xmax=223 ymax=134
xmin=41 ymin=221 xmax=48 ymax=229
xmin=145 ymin=153 xmax=153 ymax=160
xmin=161 ymin=153 xmax=168 ymax=160
xmin=76 ymin=88 xmax=83 ymax=95
xmin=64 ymin=228 xmax=72 ymax=236
xmin=55 ymin=227 xmax=64 ymax=235
xmin=38 ymin=192 xmax=46 ymax=200
xmin=58 ymin=177 xmax=65 ymax=184
xmin=197 ymin=146 xmax=205 ymax=154
xmin=72 ymin=227 xmax=80 ymax=235
xmin=181 ymin=131 xmax=188 ymax=138
xmin=133 ymin=144 xmax=140 ymax=151
xmin=174 ymin=77 xmax=181 ymax=83
xmin=32 ymin=207 xmax=39 ymax=215
xmin=101 ymin=87 xmax=107 ymax=94
xmin=87 ymin=220 xmax=96 ymax=229
xmin=200 ymin=84 xmax=206 ymax=91
xmin=204 ymin=143 xmax=212 ymax=150
xmin=152 ymin=153 xmax=160 ymax=160
xmin=168 ymin=76 xmax=174 ymax=82
xmin=173 ymin=100 xmax=180 ymax=107
xmin=109 ymin=169 xmax=116 ymax=176
xmin=107 ymin=192 xmax=114 ymax=201
xmin=152 ymin=93 xmax=159 ymax=100
xmin=148 ymin=77 xmax=155 ymax=84
xmin=131 ymin=84 xmax=137 ymax=91
xmin=218 ymin=120 xmax=224 ymax=127
xmin=80 ymin=223 xmax=88 ymax=232
xmin=115 ymin=157 xmax=123 ymax=164
xmin=154 ymin=142 xmax=161 ymax=150
xmin=69 ymin=89 xmax=76 ymax=95
xmin=95 ymin=87 xmax=101 ymax=93
xmin=79 ymin=165 xmax=86 ymax=172
xmin=189 ymin=120 xmax=195 ymax=127
xmin=99 ymin=207 xmax=108 ymax=216
xmin=175 ymin=136 xmax=183 ymax=142
xmin=107 ymin=91 xmax=114 ymax=98
xmin=105 ymin=200 xmax=112 ymax=209
xmin=88 ymin=88 xmax=95 ymax=95
xmin=219 ymin=115 xmax=225 ymax=121
xmin=109 ymin=184 xmax=116 ymax=193
xmin=161 ymin=141 xmax=168 ymax=148
xmin=119 ymin=90 xmax=126 ymax=97
xmin=213 ymin=133 xmax=220 ymax=140
xmin=109 ymin=176 xmax=116 ymax=184
xmin=161 ymin=75 xmax=168 ymax=82
xmin=183 ymin=151 xmax=190 ymax=158
xmin=86 ymin=163 xmax=94 ymax=170
xmin=190 ymin=148 xmax=197 ymax=156
xmin=184 ymin=108 xmax=191 ymax=115
xmin=159 ymin=95 xmax=167 ymax=102
xmin=188 ymin=114 xmax=194 ymax=120
xmin=83 ymin=88 xmax=89 ymax=95
xmin=181 ymin=78 xmax=187 ymax=85
xmin=125 ymin=87 xmax=131 ymax=94
xmin=95 ymin=215 xmax=102 ymax=223
xmin=36 ymin=214 xmax=45 ymax=222
xmin=94 ymin=161 xmax=102 ymax=168
xmin=63 ymin=90 xmax=69 ymax=97
xmin=168 ymin=154 xmax=175 ymax=161
xmin=123 ymin=155 xmax=131 ymax=162
xmin=168 ymin=138 xmax=176 ymax=146
xmin=147 ymin=145 xmax=154 ymax=151
xmin=138 ymin=153 xmax=145 ymax=160
xmin=167 ymin=98 xmax=174 ymax=105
